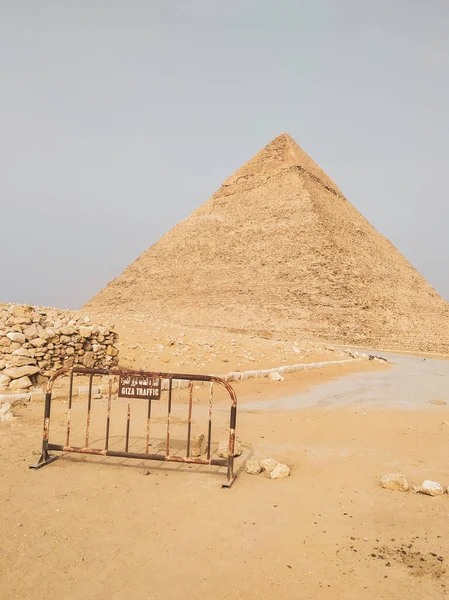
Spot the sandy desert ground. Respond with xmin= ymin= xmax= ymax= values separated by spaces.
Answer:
xmin=1 ymin=351 xmax=449 ymax=600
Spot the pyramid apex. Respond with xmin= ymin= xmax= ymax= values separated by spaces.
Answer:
xmin=223 ymin=132 xmax=340 ymax=194
xmin=275 ymin=131 xmax=294 ymax=139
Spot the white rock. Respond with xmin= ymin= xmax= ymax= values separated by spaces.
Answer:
xmin=416 ymin=480 xmax=443 ymax=496
xmin=218 ymin=440 xmax=228 ymax=458
xmin=191 ymin=434 xmax=206 ymax=457
xmin=269 ymin=371 xmax=284 ymax=381
xmin=260 ymin=458 xmax=279 ymax=474
xmin=227 ymin=372 xmax=241 ymax=381
xmin=12 ymin=348 xmax=33 ymax=357
xmin=10 ymin=355 xmax=37 ymax=367
xmin=4 ymin=365 xmax=39 ymax=379
xmin=380 ymin=473 xmax=409 ymax=492
xmin=0 ymin=403 xmax=14 ymax=422
xmin=218 ymin=439 xmax=242 ymax=458
xmin=0 ymin=374 xmax=11 ymax=388
xmin=9 ymin=376 xmax=32 ymax=390
xmin=270 ymin=463 xmax=290 ymax=479
xmin=0 ymin=393 xmax=31 ymax=406
xmin=79 ymin=326 xmax=93 ymax=338
xmin=23 ymin=324 xmax=39 ymax=340
xmin=82 ymin=352 xmax=95 ymax=368
xmin=6 ymin=332 xmax=26 ymax=343
xmin=245 ymin=459 xmax=261 ymax=475
xmin=77 ymin=385 xmax=102 ymax=396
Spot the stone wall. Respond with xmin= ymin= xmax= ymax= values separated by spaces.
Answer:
xmin=0 ymin=304 xmax=119 ymax=392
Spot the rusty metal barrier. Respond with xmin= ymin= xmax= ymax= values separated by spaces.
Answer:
xmin=30 ymin=366 xmax=238 ymax=488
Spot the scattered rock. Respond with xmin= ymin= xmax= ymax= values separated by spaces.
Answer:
xmin=10 ymin=354 xmax=37 ymax=367
xmin=82 ymin=352 xmax=95 ymax=368
xmin=380 ymin=473 xmax=409 ymax=492
xmin=0 ymin=374 xmax=12 ymax=389
xmin=270 ymin=463 xmax=290 ymax=479
xmin=414 ymin=480 xmax=444 ymax=496
xmin=260 ymin=458 xmax=279 ymax=474
xmin=192 ymin=434 xmax=206 ymax=457
xmin=245 ymin=459 xmax=262 ymax=475
xmin=0 ymin=393 xmax=31 ymax=406
xmin=269 ymin=371 xmax=284 ymax=381
xmin=23 ymin=324 xmax=39 ymax=340
xmin=12 ymin=348 xmax=33 ymax=357
xmin=11 ymin=305 xmax=33 ymax=319
xmin=79 ymin=326 xmax=93 ymax=338
xmin=218 ymin=441 xmax=229 ymax=458
xmin=9 ymin=376 xmax=32 ymax=390
xmin=3 ymin=365 xmax=40 ymax=380
xmin=0 ymin=306 xmax=120 ymax=390
xmin=6 ymin=332 xmax=26 ymax=343
xmin=218 ymin=439 xmax=242 ymax=458
xmin=0 ymin=403 xmax=13 ymax=422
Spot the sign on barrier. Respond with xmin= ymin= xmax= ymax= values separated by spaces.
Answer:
xmin=30 ymin=366 xmax=238 ymax=488
xmin=118 ymin=373 xmax=161 ymax=399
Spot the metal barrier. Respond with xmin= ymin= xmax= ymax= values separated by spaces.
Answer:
xmin=30 ymin=366 xmax=238 ymax=487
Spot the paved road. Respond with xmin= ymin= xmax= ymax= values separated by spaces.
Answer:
xmin=240 ymin=352 xmax=449 ymax=411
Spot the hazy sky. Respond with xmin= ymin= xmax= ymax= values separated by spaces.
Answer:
xmin=1 ymin=0 xmax=448 ymax=309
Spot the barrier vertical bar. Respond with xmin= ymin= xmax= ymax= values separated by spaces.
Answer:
xmin=30 ymin=389 xmax=58 ymax=468
xmin=207 ymin=382 xmax=213 ymax=460
xmin=145 ymin=397 xmax=152 ymax=454
xmin=225 ymin=403 xmax=237 ymax=487
xmin=125 ymin=402 xmax=131 ymax=452
xmin=85 ymin=373 xmax=93 ymax=447
xmin=105 ymin=374 xmax=113 ymax=451
xmin=66 ymin=370 xmax=74 ymax=447
xmin=166 ymin=379 xmax=173 ymax=456
xmin=186 ymin=381 xmax=193 ymax=458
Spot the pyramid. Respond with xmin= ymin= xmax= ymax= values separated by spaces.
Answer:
xmin=85 ymin=133 xmax=449 ymax=353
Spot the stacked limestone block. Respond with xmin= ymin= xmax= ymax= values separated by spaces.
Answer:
xmin=0 ymin=304 xmax=119 ymax=391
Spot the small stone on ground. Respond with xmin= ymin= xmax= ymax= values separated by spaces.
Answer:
xmin=270 ymin=463 xmax=290 ymax=479
xmin=414 ymin=480 xmax=443 ymax=496
xmin=0 ymin=403 xmax=14 ymax=422
xmin=380 ymin=473 xmax=409 ymax=492
xmin=269 ymin=371 xmax=284 ymax=381
xmin=260 ymin=458 xmax=279 ymax=474
xmin=245 ymin=459 xmax=262 ymax=475
xmin=192 ymin=434 xmax=206 ymax=457
xmin=218 ymin=439 xmax=242 ymax=458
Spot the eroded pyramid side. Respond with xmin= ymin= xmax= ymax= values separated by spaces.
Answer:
xmin=85 ymin=134 xmax=449 ymax=353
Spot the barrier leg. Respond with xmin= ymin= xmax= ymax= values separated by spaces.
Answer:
xmin=222 ymin=404 xmax=237 ymax=488
xmin=30 ymin=392 xmax=58 ymax=469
